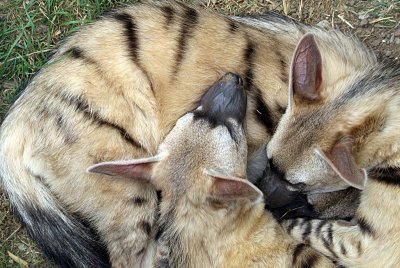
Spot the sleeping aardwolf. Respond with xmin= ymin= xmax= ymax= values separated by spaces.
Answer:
xmin=0 ymin=1 xmax=372 ymax=266
xmin=89 ymin=73 xmax=336 ymax=268
xmin=267 ymin=33 xmax=400 ymax=267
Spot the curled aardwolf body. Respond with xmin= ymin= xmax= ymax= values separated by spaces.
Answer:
xmin=267 ymin=31 xmax=400 ymax=267
xmin=89 ymin=73 xmax=336 ymax=268
xmin=0 ymin=1 xmax=375 ymax=267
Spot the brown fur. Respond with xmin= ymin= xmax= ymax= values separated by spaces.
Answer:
xmin=89 ymin=77 xmax=335 ymax=267
xmin=267 ymin=33 xmax=400 ymax=266
xmin=0 ymin=1 xmax=375 ymax=266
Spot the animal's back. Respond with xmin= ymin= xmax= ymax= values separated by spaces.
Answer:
xmin=0 ymin=1 xmax=376 ymax=266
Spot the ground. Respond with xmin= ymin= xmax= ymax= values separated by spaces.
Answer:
xmin=0 ymin=0 xmax=399 ymax=267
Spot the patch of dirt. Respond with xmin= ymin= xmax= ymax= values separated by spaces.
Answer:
xmin=299 ymin=0 xmax=400 ymax=60
xmin=202 ymin=0 xmax=400 ymax=60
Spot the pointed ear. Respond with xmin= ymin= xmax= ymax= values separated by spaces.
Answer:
xmin=288 ymin=34 xmax=323 ymax=109
xmin=87 ymin=154 xmax=165 ymax=182
xmin=315 ymin=136 xmax=367 ymax=190
xmin=205 ymin=169 xmax=263 ymax=202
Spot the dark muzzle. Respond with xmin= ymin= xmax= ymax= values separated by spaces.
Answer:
xmin=196 ymin=72 xmax=247 ymax=126
xmin=255 ymin=158 xmax=316 ymax=220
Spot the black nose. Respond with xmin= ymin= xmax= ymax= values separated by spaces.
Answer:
xmin=196 ymin=73 xmax=247 ymax=125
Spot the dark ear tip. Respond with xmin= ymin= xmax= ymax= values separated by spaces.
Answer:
xmin=303 ymin=33 xmax=315 ymax=39
xmin=86 ymin=164 xmax=115 ymax=176
xmin=300 ymin=33 xmax=317 ymax=44
xmin=87 ymin=165 xmax=100 ymax=174
xmin=297 ymin=33 xmax=320 ymax=52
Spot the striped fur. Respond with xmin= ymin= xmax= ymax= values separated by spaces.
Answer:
xmin=284 ymin=175 xmax=400 ymax=267
xmin=266 ymin=30 xmax=400 ymax=266
xmin=0 ymin=1 xmax=376 ymax=266
xmin=89 ymin=75 xmax=335 ymax=267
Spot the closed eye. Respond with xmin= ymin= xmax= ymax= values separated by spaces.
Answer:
xmin=268 ymin=157 xmax=285 ymax=178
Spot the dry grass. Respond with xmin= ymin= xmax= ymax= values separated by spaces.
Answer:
xmin=0 ymin=192 xmax=51 ymax=267
xmin=0 ymin=0 xmax=399 ymax=266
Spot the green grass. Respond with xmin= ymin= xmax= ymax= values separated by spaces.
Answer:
xmin=0 ymin=0 xmax=135 ymax=120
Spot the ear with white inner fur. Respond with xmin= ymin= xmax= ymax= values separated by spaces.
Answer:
xmin=288 ymin=33 xmax=323 ymax=109
xmin=314 ymin=136 xmax=367 ymax=190
xmin=205 ymin=169 xmax=263 ymax=202
xmin=87 ymin=154 xmax=165 ymax=182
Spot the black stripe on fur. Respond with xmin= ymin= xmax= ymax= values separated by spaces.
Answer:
xmin=114 ymin=12 xmax=141 ymax=65
xmin=161 ymin=5 xmax=175 ymax=26
xmin=357 ymin=216 xmax=375 ymax=236
xmin=172 ymin=5 xmax=199 ymax=76
xmin=60 ymin=93 xmax=145 ymax=150
xmin=369 ymin=167 xmax=400 ymax=186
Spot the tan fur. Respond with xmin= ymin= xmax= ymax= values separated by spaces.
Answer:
xmin=307 ymin=188 xmax=360 ymax=219
xmin=284 ymin=179 xmax=400 ymax=267
xmin=0 ymin=1 xmax=377 ymax=266
xmin=267 ymin=33 xmax=400 ymax=266
xmin=90 ymin=93 xmax=336 ymax=267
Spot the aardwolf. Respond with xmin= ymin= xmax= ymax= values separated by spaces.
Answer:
xmin=89 ymin=73 xmax=335 ymax=267
xmin=267 ymin=33 xmax=400 ymax=267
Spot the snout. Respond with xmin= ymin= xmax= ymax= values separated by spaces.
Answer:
xmin=257 ymin=158 xmax=305 ymax=208
xmin=197 ymin=72 xmax=247 ymax=125
xmin=255 ymin=159 xmax=316 ymax=219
